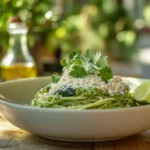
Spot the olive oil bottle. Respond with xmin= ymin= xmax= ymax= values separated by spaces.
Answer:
xmin=0 ymin=17 xmax=37 ymax=81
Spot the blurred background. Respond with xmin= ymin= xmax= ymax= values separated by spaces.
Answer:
xmin=0 ymin=0 xmax=150 ymax=80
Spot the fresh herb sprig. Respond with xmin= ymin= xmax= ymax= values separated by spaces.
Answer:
xmin=61 ymin=49 xmax=113 ymax=81
xmin=50 ymin=74 xmax=60 ymax=83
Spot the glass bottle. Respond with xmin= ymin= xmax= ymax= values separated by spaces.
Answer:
xmin=0 ymin=17 xmax=37 ymax=81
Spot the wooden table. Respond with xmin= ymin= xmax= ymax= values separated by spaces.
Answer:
xmin=1 ymin=117 xmax=150 ymax=150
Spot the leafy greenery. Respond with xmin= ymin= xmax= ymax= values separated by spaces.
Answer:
xmin=0 ymin=0 xmax=85 ymax=52
xmin=83 ymin=50 xmax=113 ymax=81
xmin=100 ymin=66 xmax=113 ymax=81
xmin=61 ymin=49 xmax=113 ymax=81
xmin=31 ymin=49 xmax=148 ymax=109
xmin=69 ymin=65 xmax=88 ymax=78
xmin=50 ymin=74 xmax=60 ymax=83
xmin=0 ymin=0 xmax=54 ymax=49
xmin=0 ymin=0 xmax=137 ymax=62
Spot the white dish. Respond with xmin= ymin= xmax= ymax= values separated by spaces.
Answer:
xmin=0 ymin=76 xmax=150 ymax=142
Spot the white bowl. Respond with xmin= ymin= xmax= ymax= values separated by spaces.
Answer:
xmin=0 ymin=77 xmax=150 ymax=142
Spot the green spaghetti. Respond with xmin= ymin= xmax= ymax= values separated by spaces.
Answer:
xmin=31 ymin=50 xmax=144 ymax=109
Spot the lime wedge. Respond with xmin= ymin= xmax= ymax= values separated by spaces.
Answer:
xmin=134 ymin=80 xmax=150 ymax=102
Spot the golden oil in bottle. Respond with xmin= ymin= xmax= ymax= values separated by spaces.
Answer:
xmin=1 ymin=17 xmax=37 ymax=81
xmin=1 ymin=63 xmax=37 ymax=81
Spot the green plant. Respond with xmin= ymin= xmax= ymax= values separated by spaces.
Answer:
xmin=0 ymin=0 xmax=138 ymax=61
xmin=0 ymin=0 xmax=53 ymax=50
xmin=89 ymin=0 xmax=137 ymax=61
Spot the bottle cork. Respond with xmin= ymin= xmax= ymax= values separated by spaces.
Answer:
xmin=8 ymin=16 xmax=22 ymax=23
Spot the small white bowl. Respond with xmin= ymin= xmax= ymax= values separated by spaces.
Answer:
xmin=0 ymin=77 xmax=150 ymax=142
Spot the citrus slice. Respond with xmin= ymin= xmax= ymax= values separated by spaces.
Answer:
xmin=134 ymin=80 xmax=150 ymax=102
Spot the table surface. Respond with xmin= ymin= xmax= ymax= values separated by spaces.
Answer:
xmin=1 ymin=117 xmax=150 ymax=150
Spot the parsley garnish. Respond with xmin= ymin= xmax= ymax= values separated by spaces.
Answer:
xmin=61 ymin=49 xmax=113 ymax=81
xmin=60 ymin=49 xmax=81 ymax=67
xmin=50 ymin=74 xmax=60 ymax=83
xmin=69 ymin=65 xmax=88 ymax=78
xmin=100 ymin=66 xmax=113 ymax=81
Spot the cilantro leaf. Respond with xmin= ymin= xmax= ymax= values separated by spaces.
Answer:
xmin=73 ymin=58 xmax=83 ymax=65
xmin=60 ymin=59 xmax=68 ymax=67
xmin=85 ymin=50 xmax=108 ymax=68
xmin=85 ymin=49 xmax=94 ymax=63
xmin=69 ymin=49 xmax=81 ymax=59
xmin=50 ymin=74 xmax=60 ymax=83
xmin=85 ymin=63 xmax=96 ymax=74
xmin=61 ymin=49 xmax=81 ymax=67
xmin=60 ymin=49 xmax=113 ymax=81
xmin=100 ymin=66 xmax=113 ymax=81
xmin=69 ymin=65 xmax=88 ymax=78
xmin=93 ymin=52 xmax=101 ymax=64
xmin=96 ymin=55 xmax=108 ymax=69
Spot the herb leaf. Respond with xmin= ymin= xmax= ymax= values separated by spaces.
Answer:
xmin=85 ymin=49 xmax=94 ymax=63
xmin=51 ymin=74 xmax=60 ymax=83
xmin=69 ymin=65 xmax=88 ymax=78
xmin=61 ymin=49 xmax=113 ymax=81
xmin=93 ymin=52 xmax=101 ymax=64
xmin=96 ymin=55 xmax=108 ymax=69
xmin=100 ymin=66 xmax=113 ymax=81
xmin=69 ymin=49 xmax=81 ymax=59
xmin=61 ymin=49 xmax=81 ymax=67
xmin=60 ymin=59 xmax=68 ymax=67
